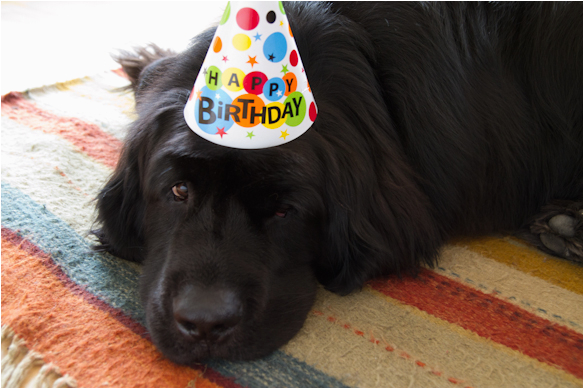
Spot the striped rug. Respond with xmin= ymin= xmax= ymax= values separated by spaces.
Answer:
xmin=1 ymin=71 xmax=582 ymax=388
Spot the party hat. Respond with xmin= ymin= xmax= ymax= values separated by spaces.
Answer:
xmin=184 ymin=1 xmax=318 ymax=149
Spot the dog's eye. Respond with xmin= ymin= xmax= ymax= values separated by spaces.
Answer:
xmin=172 ymin=183 xmax=189 ymax=201
xmin=275 ymin=206 xmax=292 ymax=218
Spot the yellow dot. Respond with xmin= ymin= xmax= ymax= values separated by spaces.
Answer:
xmin=232 ymin=34 xmax=251 ymax=51
xmin=264 ymin=102 xmax=286 ymax=129
xmin=222 ymin=68 xmax=245 ymax=92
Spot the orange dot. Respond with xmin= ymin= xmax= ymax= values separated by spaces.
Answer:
xmin=232 ymin=94 xmax=264 ymax=128
xmin=282 ymin=72 xmax=297 ymax=96
xmin=288 ymin=23 xmax=293 ymax=37
xmin=213 ymin=36 xmax=222 ymax=53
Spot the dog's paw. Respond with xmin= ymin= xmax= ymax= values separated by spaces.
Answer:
xmin=519 ymin=200 xmax=583 ymax=263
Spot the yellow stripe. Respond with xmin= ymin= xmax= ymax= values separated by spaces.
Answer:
xmin=453 ymin=236 xmax=583 ymax=294
xmin=54 ymin=78 xmax=85 ymax=91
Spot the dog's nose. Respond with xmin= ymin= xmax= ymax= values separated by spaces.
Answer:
xmin=173 ymin=285 xmax=242 ymax=342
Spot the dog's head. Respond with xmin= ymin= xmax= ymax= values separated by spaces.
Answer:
xmin=138 ymin=129 xmax=326 ymax=362
xmin=96 ymin=91 xmax=328 ymax=362
xmin=94 ymin=3 xmax=440 ymax=364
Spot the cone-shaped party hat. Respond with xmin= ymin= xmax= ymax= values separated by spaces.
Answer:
xmin=184 ymin=1 xmax=318 ymax=149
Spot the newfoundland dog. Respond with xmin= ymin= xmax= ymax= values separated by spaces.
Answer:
xmin=93 ymin=2 xmax=582 ymax=364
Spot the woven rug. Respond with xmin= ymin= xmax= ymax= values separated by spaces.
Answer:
xmin=1 ymin=71 xmax=582 ymax=388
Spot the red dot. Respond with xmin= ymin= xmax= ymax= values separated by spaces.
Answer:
xmin=243 ymin=71 xmax=268 ymax=94
xmin=309 ymin=102 xmax=317 ymax=121
xmin=236 ymin=8 xmax=260 ymax=31
xmin=289 ymin=50 xmax=298 ymax=66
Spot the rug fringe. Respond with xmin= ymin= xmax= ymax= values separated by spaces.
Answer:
xmin=1 ymin=326 xmax=77 ymax=388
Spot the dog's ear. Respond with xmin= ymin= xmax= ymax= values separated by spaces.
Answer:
xmin=92 ymin=45 xmax=179 ymax=262
xmin=92 ymin=138 xmax=144 ymax=262
xmin=113 ymin=45 xmax=176 ymax=100
xmin=314 ymin=139 xmax=443 ymax=295
xmin=92 ymin=134 xmax=147 ymax=263
xmin=93 ymin=150 xmax=146 ymax=262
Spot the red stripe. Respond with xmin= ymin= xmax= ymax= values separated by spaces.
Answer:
xmin=112 ymin=68 xmax=129 ymax=80
xmin=1 ymin=92 xmax=121 ymax=168
xmin=368 ymin=269 xmax=583 ymax=378
xmin=0 ymin=227 xmax=241 ymax=388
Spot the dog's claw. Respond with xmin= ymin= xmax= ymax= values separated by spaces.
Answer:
xmin=548 ymin=214 xmax=577 ymax=238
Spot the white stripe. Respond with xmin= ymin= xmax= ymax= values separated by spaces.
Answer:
xmin=25 ymin=74 xmax=134 ymax=140
xmin=1 ymin=117 xmax=112 ymax=237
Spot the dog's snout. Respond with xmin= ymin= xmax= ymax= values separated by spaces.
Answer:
xmin=173 ymin=285 xmax=242 ymax=342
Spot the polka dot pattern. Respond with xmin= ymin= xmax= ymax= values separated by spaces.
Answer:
xmin=236 ymin=7 xmax=260 ymax=30
xmin=184 ymin=1 xmax=318 ymax=149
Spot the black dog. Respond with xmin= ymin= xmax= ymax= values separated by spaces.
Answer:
xmin=94 ymin=2 xmax=582 ymax=364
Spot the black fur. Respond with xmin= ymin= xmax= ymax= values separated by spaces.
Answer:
xmin=93 ymin=2 xmax=582 ymax=364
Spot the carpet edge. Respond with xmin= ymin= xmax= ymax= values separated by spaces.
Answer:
xmin=1 ymin=325 xmax=78 ymax=388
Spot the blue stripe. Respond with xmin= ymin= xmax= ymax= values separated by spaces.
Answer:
xmin=1 ymin=181 xmax=145 ymax=322
xmin=212 ymin=354 xmax=348 ymax=388
xmin=1 ymin=182 xmax=346 ymax=388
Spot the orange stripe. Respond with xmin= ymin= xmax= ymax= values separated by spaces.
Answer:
xmin=368 ymin=269 xmax=583 ymax=378
xmin=1 ymin=91 xmax=121 ymax=168
xmin=1 ymin=236 xmax=219 ymax=388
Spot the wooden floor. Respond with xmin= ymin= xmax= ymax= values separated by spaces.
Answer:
xmin=1 ymin=1 xmax=223 ymax=94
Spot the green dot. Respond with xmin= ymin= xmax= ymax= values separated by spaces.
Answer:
xmin=220 ymin=2 xmax=231 ymax=25
xmin=284 ymin=92 xmax=305 ymax=127
xmin=206 ymin=66 xmax=222 ymax=90
xmin=278 ymin=1 xmax=285 ymax=14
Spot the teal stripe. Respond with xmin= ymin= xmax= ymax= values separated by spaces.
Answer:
xmin=212 ymin=354 xmax=347 ymax=388
xmin=1 ymin=182 xmax=346 ymax=388
xmin=1 ymin=181 xmax=145 ymax=322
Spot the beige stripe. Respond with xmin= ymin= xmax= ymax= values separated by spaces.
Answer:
xmin=433 ymin=245 xmax=583 ymax=331
xmin=1 ymin=117 xmax=112 ymax=237
xmin=283 ymin=287 xmax=582 ymax=388
xmin=25 ymin=75 xmax=135 ymax=140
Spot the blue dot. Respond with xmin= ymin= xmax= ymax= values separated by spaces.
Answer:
xmin=194 ymin=86 xmax=234 ymax=134
xmin=263 ymin=32 xmax=287 ymax=63
xmin=263 ymin=78 xmax=285 ymax=101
